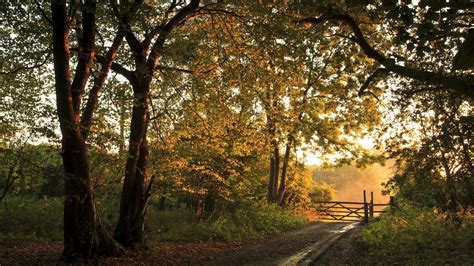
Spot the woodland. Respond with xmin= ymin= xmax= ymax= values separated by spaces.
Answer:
xmin=0 ymin=0 xmax=473 ymax=264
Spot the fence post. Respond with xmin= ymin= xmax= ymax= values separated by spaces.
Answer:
xmin=363 ymin=190 xmax=369 ymax=224
xmin=370 ymin=191 xmax=374 ymax=218
xmin=390 ymin=196 xmax=396 ymax=213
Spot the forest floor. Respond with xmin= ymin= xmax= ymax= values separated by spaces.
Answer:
xmin=0 ymin=222 xmax=363 ymax=265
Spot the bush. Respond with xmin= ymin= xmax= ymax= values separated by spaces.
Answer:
xmin=0 ymin=195 xmax=120 ymax=241
xmin=146 ymin=203 xmax=308 ymax=241
xmin=358 ymin=199 xmax=474 ymax=264
xmin=0 ymin=197 xmax=309 ymax=243
xmin=0 ymin=196 xmax=63 ymax=240
xmin=309 ymin=182 xmax=335 ymax=203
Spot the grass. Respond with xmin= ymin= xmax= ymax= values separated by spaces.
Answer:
xmin=0 ymin=196 xmax=308 ymax=242
xmin=146 ymin=203 xmax=308 ymax=241
xmin=0 ymin=197 xmax=63 ymax=240
xmin=358 ymin=199 xmax=474 ymax=265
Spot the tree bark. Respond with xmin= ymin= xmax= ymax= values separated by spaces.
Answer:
xmin=272 ymin=145 xmax=280 ymax=202
xmin=51 ymin=0 xmax=123 ymax=261
xmin=277 ymin=139 xmax=293 ymax=206
xmin=268 ymin=157 xmax=276 ymax=202
xmin=113 ymin=0 xmax=200 ymax=246
xmin=115 ymin=82 xmax=152 ymax=246
xmin=81 ymin=32 xmax=124 ymax=140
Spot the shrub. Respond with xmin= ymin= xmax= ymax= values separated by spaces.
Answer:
xmin=0 ymin=196 xmax=63 ymax=240
xmin=358 ymin=199 xmax=474 ymax=264
xmin=146 ymin=203 xmax=308 ymax=241
xmin=0 ymin=197 xmax=309 ymax=243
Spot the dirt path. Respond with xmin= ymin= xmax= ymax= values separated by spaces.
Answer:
xmin=0 ymin=222 xmax=361 ymax=265
xmin=311 ymin=223 xmax=364 ymax=265
xmin=205 ymin=222 xmax=359 ymax=265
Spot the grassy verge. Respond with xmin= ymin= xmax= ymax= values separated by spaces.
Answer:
xmin=147 ymin=203 xmax=308 ymax=241
xmin=0 ymin=196 xmax=308 ymax=242
xmin=358 ymin=200 xmax=474 ymax=265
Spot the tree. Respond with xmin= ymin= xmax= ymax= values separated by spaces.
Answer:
xmin=297 ymin=1 xmax=473 ymax=211
xmin=105 ymin=0 xmax=202 ymax=246
xmin=242 ymin=3 xmax=382 ymax=205
xmin=299 ymin=2 xmax=473 ymax=100
xmin=384 ymin=92 xmax=473 ymax=212
xmin=49 ymin=0 xmax=124 ymax=260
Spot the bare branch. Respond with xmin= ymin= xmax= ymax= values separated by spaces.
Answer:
xmin=0 ymin=50 xmax=52 ymax=75
xmin=34 ymin=0 xmax=53 ymax=25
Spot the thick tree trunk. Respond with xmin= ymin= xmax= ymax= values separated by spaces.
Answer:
xmin=112 ymin=0 xmax=200 ymax=246
xmin=129 ymin=128 xmax=150 ymax=244
xmin=51 ymin=0 xmax=123 ymax=261
xmin=61 ymin=146 xmax=123 ymax=260
xmin=115 ymin=82 xmax=152 ymax=246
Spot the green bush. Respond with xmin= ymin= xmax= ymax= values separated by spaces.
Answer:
xmin=359 ymin=199 xmax=474 ymax=264
xmin=211 ymin=203 xmax=308 ymax=240
xmin=0 ymin=197 xmax=309 ymax=243
xmin=0 ymin=196 xmax=63 ymax=240
xmin=146 ymin=203 xmax=308 ymax=241
xmin=0 ymin=195 xmax=120 ymax=241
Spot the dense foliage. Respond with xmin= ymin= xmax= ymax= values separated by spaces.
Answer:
xmin=359 ymin=200 xmax=474 ymax=264
xmin=0 ymin=0 xmax=472 ymax=262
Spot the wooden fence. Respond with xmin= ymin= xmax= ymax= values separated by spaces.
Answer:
xmin=315 ymin=190 xmax=394 ymax=224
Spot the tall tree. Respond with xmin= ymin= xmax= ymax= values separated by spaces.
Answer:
xmin=50 ymin=0 xmax=124 ymax=260
xmin=107 ymin=0 xmax=201 ymax=246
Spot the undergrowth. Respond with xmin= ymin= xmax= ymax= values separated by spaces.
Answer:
xmin=358 ymin=199 xmax=474 ymax=265
xmin=0 ymin=196 xmax=308 ymax=242
xmin=147 ymin=203 xmax=308 ymax=241
xmin=0 ymin=197 xmax=63 ymax=240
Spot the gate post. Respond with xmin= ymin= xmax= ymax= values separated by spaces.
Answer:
xmin=363 ymin=190 xmax=369 ymax=224
xmin=390 ymin=196 xmax=396 ymax=213
xmin=370 ymin=191 xmax=374 ymax=218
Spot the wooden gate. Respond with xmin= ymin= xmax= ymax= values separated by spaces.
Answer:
xmin=315 ymin=190 xmax=393 ymax=223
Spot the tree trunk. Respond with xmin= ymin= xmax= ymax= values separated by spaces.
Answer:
xmin=158 ymin=196 xmax=166 ymax=211
xmin=266 ymin=114 xmax=279 ymax=203
xmin=194 ymin=196 xmax=205 ymax=221
xmin=51 ymin=0 xmax=123 ymax=261
xmin=115 ymin=82 xmax=152 ymax=247
xmin=130 ymin=127 xmax=151 ymax=244
xmin=112 ymin=0 xmax=200 ymax=246
xmin=268 ymin=157 xmax=275 ymax=202
xmin=272 ymin=145 xmax=280 ymax=202
xmin=277 ymin=141 xmax=292 ymax=206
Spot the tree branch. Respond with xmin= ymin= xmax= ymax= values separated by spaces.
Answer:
xmin=0 ymin=50 xmax=52 ymax=75
xmin=300 ymin=13 xmax=474 ymax=100
xmin=81 ymin=31 xmax=124 ymax=140
xmin=70 ymin=0 xmax=97 ymax=116
xmin=34 ymin=0 xmax=53 ymax=25
xmin=147 ymin=0 xmax=200 ymax=68
xmin=358 ymin=67 xmax=389 ymax=97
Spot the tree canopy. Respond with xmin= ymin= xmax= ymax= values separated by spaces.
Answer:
xmin=0 ymin=0 xmax=472 ymax=261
